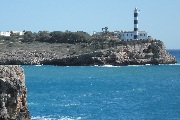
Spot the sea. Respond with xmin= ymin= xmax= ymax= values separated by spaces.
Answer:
xmin=23 ymin=50 xmax=180 ymax=120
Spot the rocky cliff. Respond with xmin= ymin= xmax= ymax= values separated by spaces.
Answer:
xmin=0 ymin=40 xmax=176 ymax=65
xmin=0 ymin=65 xmax=31 ymax=120
xmin=43 ymin=40 xmax=176 ymax=65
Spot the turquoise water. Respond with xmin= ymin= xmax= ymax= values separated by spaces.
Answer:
xmin=24 ymin=50 xmax=180 ymax=120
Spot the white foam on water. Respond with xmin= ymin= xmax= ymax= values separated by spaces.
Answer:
xmin=60 ymin=116 xmax=82 ymax=120
xmin=35 ymin=65 xmax=43 ymax=67
xmin=127 ymin=65 xmax=144 ymax=67
xmin=32 ymin=116 xmax=55 ymax=120
xmin=102 ymin=65 xmax=113 ymax=67
xmin=93 ymin=63 xmax=180 ymax=67
xmin=32 ymin=116 xmax=82 ymax=120
xmin=100 ymin=65 xmax=119 ymax=67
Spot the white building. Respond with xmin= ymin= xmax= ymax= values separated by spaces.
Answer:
xmin=114 ymin=30 xmax=147 ymax=41
xmin=0 ymin=31 xmax=24 ymax=36
xmin=114 ymin=7 xmax=147 ymax=41
xmin=0 ymin=31 xmax=11 ymax=36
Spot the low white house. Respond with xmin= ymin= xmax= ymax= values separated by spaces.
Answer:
xmin=0 ymin=31 xmax=11 ymax=36
xmin=0 ymin=31 xmax=24 ymax=36
xmin=114 ymin=30 xmax=147 ymax=41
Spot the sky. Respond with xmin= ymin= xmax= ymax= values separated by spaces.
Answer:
xmin=0 ymin=0 xmax=180 ymax=49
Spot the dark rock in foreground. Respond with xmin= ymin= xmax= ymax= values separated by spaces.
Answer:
xmin=0 ymin=65 xmax=31 ymax=120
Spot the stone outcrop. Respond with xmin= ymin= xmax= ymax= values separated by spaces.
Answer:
xmin=0 ymin=40 xmax=176 ymax=66
xmin=43 ymin=40 xmax=176 ymax=66
xmin=0 ymin=65 xmax=31 ymax=120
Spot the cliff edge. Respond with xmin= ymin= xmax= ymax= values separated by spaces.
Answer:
xmin=0 ymin=65 xmax=31 ymax=120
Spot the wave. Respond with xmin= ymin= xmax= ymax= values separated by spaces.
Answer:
xmin=127 ymin=65 xmax=144 ymax=67
xmin=32 ymin=115 xmax=82 ymax=120
xmin=102 ymin=65 xmax=114 ymax=67
xmin=100 ymin=65 xmax=119 ymax=67
xmin=35 ymin=65 xmax=43 ymax=67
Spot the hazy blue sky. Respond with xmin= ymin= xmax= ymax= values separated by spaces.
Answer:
xmin=0 ymin=0 xmax=180 ymax=49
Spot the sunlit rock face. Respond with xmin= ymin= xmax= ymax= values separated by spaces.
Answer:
xmin=0 ymin=65 xmax=31 ymax=120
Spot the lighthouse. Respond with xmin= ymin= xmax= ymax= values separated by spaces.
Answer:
xmin=134 ymin=7 xmax=139 ymax=40
xmin=112 ymin=7 xmax=147 ymax=41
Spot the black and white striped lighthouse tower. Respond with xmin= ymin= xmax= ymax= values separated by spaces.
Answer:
xmin=134 ymin=7 xmax=139 ymax=40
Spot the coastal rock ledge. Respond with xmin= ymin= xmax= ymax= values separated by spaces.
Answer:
xmin=0 ymin=65 xmax=31 ymax=120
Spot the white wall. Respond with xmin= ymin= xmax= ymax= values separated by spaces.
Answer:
xmin=0 ymin=31 xmax=24 ymax=36
xmin=0 ymin=31 xmax=11 ymax=36
xmin=114 ymin=31 xmax=134 ymax=41
xmin=121 ymin=32 xmax=134 ymax=41
xmin=114 ymin=31 xmax=147 ymax=41
xmin=138 ymin=32 xmax=147 ymax=40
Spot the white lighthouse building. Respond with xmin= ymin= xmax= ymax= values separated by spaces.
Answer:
xmin=114 ymin=8 xmax=147 ymax=41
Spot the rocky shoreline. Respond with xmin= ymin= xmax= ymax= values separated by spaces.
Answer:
xmin=0 ymin=65 xmax=31 ymax=120
xmin=43 ymin=42 xmax=176 ymax=66
xmin=0 ymin=40 xmax=176 ymax=66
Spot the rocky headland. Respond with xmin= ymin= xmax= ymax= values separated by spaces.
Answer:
xmin=0 ymin=39 xmax=176 ymax=66
xmin=0 ymin=30 xmax=177 ymax=66
xmin=43 ymin=40 xmax=176 ymax=66
xmin=0 ymin=65 xmax=31 ymax=120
